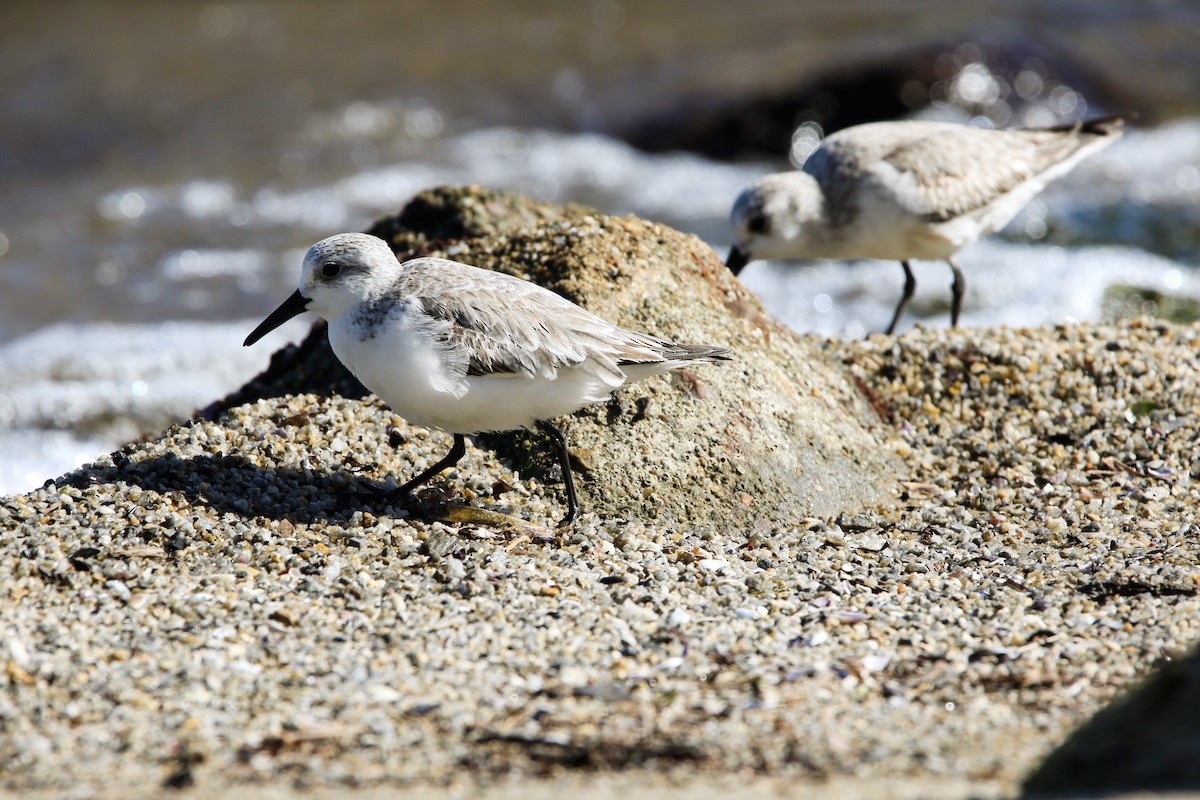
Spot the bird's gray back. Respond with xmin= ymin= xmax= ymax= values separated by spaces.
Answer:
xmin=395 ymin=257 xmax=724 ymax=383
xmin=806 ymin=120 xmax=1119 ymax=223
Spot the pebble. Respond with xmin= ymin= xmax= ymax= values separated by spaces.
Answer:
xmin=1 ymin=320 xmax=1199 ymax=797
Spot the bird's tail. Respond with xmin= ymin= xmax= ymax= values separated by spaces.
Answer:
xmin=1044 ymin=112 xmax=1136 ymax=137
xmin=655 ymin=343 xmax=732 ymax=363
xmin=615 ymin=341 xmax=731 ymax=368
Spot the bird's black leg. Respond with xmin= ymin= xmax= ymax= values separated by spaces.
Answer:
xmin=536 ymin=420 xmax=580 ymax=528
xmin=947 ymin=257 xmax=965 ymax=328
xmin=884 ymin=260 xmax=917 ymax=335
xmin=378 ymin=433 xmax=467 ymax=502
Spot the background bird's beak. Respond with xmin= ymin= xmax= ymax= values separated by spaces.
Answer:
xmin=725 ymin=245 xmax=749 ymax=275
xmin=243 ymin=290 xmax=311 ymax=346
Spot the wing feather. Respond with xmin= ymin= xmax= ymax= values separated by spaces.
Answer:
xmin=396 ymin=258 xmax=687 ymax=386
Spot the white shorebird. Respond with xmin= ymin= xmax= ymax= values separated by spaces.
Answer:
xmin=727 ymin=116 xmax=1127 ymax=333
xmin=244 ymin=232 xmax=729 ymax=526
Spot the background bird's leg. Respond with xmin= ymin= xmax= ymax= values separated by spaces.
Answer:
xmin=948 ymin=258 xmax=965 ymax=328
xmin=536 ymin=420 xmax=580 ymax=527
xmin=884 ymin=260 xmax=917 ymax=335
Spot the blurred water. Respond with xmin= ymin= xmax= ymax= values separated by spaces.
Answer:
xmin=2 ymin=2 xmax=1199 ymax=494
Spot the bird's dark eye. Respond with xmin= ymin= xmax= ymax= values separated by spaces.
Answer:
xmin=320 ymin=262 xmax=342 ymax=279
xmin=746 ymin=213 xmax=769 ymax=235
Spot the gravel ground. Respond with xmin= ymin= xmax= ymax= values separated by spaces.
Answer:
xmin=3 ymin=317 xmax=1200 ymax=798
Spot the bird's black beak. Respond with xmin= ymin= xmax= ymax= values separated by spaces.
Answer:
xmin=243 ymin=290 xmax=310 ymax=346
xmin=725 ymin=245 xmax=750 ymax=276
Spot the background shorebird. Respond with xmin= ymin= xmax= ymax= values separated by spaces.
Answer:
xmin=727 ymin=115 xmax=1128 ymax=333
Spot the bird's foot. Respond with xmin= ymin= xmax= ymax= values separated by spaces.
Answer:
xmin=555 ymin=506 xmax=580 ymax=530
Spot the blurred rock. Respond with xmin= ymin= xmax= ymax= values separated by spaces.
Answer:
xmin=623 ymin=38 xmax=1130 ymax=161
xmin=1023 ymin=643 xmax=1200 ymax=796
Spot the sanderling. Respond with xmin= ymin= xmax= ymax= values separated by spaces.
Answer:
xmin=245 ymin=232 xmax=730 ymax=527
xmin=727 ymin=115 xmax=1126 ymax=333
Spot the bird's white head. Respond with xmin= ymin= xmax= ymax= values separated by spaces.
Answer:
xmin=299 ymin=233 xmax=400 ymax=321
xmin=244 ymin=232 xmax=400 ymax=347
xmin=726 ymin=172 xmax=825 ymax=273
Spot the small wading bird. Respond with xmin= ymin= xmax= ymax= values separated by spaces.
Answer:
xmin=245 ymin=233 xmax=730 ymax=527
xmin=726 ymin=115 xmax=1127 ymax=333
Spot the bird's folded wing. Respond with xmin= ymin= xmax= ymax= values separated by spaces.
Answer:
xmin=864 ymin=129 xmax=1091 ymax=222
xmin=401 ymin=259 xmax=667 ymax=385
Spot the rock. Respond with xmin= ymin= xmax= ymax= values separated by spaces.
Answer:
xmin=1022 ymin=643 xmax=1200 ymax=796
xmin=620 ymin=40 xmax=1130 ymax=160
xmin=219 ymin=185 xmax=898 ymax=529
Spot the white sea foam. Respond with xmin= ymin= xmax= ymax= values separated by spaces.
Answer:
xmin=740 ymin=240 xmax=1200 ymax=339
xmin=0 ymin=317 xmax=309 ymax=495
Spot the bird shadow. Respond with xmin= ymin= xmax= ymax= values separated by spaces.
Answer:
xmin=60 ymin=450 xmax=443 ymax=526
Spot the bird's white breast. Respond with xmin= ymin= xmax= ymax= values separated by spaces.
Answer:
xmin=329 ymin=298 xmax=456 ymax=426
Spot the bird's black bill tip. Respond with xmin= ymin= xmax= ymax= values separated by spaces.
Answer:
xmin=243 ymin=289 xmax=310 ymax=347
xmin=725 ymin=245 xmax=749 ymax=275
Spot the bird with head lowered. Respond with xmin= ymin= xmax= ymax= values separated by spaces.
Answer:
xmin=245 ymin=233 xmax=730 ymax=527
xmin=727 ymin=115 xmax=1127 ymax=334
